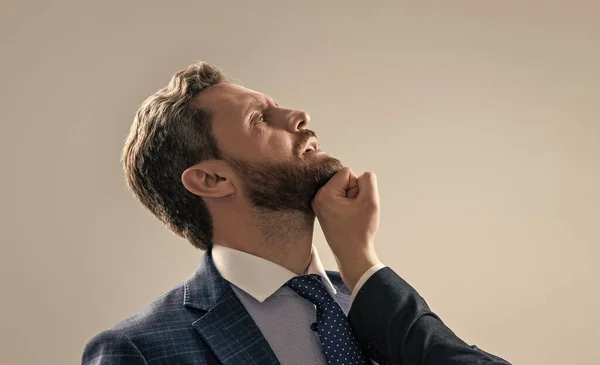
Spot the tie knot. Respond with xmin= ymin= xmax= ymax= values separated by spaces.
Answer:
xmin=286 ymin=274 xmax=332 ymax=306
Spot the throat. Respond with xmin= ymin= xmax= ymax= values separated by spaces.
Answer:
xmin=254 ymin=209 xmax=316 ymax=275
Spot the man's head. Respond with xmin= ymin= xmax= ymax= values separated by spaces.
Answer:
xmin=123 ymin=62 xmax=343 ymax=250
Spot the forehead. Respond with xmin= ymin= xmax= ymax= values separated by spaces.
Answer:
xmin=193 ymin=83 xmax=262 ymax=113
xmin=193 ymin=84 xmax=264 ymax=147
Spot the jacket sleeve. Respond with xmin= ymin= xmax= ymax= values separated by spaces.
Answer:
xmin=348 ymin=267 xmax=511 ymax=365
xmin=82 ymin=329 xmax=148 ymax=365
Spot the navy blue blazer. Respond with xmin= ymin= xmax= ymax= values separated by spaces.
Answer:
xmin=83 ymin=249 xmax=509 ymax=365
xmin=82 ymin=248 xmax=358 ymax=365
xmin=349 ymin=267 xmax=511 ymax=365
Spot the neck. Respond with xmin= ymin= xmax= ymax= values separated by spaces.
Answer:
xmin=212 ymin=205 xmax=316 ymax=275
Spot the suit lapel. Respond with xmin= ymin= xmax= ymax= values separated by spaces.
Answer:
xmin=193 ymin=290 xmax=279 ymax=365
xmin=184 ymin=249 xmax=279 ymax=365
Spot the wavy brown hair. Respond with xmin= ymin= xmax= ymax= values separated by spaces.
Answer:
xmin=122 ymin=62 xmax=228 ymax=250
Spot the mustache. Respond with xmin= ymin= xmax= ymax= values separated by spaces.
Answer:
xmin=296 ymin=130 xmax=317 ymax=155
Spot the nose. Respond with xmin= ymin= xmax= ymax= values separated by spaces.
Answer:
xmin=291 ymin=110 xmax=311 ymax=132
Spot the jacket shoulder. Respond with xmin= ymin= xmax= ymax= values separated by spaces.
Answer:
xmin=82 ymin=328 xmax=147 ymax=365
xmin=82 ymin=283 xmax=207 ymax=364
xmin=112 ymin=283 xmax=191 ymax=335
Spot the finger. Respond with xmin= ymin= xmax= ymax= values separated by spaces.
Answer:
xmin=346 ymin=185 xmax=359 ymax=198
xmin=323 ymin=167 xmax=353 ymax=197
xmin=346 ymin=171 xmax=359 ymax=198
xmin=357 ymin=171 xmax=379 ymax=203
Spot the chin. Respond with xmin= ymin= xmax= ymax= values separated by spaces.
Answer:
xmin=312 ymin=156 xmax=344 ymax=180
xmin=301 ymin=150 xmax=331 ymax=164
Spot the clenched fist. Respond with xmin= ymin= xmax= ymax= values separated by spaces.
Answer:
xmin=312 ymin=167 xmax=382 ymax=290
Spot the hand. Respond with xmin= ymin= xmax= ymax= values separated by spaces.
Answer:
xmin=312 ymin=167 xmax=381 ymax=291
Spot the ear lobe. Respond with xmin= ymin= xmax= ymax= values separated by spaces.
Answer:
xmin=181 ymin=164 xmax=235 ymax=198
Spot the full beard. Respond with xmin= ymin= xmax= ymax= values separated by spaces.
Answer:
xmin=224 ymin=153 xmax=344 ymax=214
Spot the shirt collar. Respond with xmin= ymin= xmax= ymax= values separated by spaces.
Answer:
xmin=212 ymin=243 xmax=337 ymax=302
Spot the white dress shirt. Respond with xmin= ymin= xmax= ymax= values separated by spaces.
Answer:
xmin=212 ymin=243 xmax=385 ymax=365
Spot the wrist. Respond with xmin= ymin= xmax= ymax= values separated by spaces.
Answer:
xmin=335 ymin=250 xmax=381 ymax=291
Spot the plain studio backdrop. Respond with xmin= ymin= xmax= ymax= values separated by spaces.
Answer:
xmin=1 ymin=1 xmax=598 ymax=364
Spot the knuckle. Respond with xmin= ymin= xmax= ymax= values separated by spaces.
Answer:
xmin=365 ymin=196 xmax=379 ymax=209
xmin=314 ymin=191 xmax=327 ymax=204
xmin=368 ymin=199 xmax=379 ymax=209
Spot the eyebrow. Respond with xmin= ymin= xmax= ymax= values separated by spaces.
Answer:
xmin=243 ymin=95 xmax=278 ymax=119
xmin=265 ymin=95 xmax=279 ymax=107
xmin=243 ymin=98 xmax=266 ymax=120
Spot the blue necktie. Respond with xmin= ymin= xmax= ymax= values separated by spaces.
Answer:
xmin=287 ymin=274 xmax=368 ymax=364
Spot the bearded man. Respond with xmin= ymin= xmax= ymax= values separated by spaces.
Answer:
xmin=82 ymin=62 xmax=510 ymax=365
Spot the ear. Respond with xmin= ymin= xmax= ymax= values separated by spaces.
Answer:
xmin=181 ymin=160 xmax=236 ymax=198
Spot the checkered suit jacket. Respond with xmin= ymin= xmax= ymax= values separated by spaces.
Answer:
xmin=81 ymin=247 xmax=369 ymax=365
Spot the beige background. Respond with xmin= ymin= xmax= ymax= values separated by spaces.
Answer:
xmin=1 ymin=1 xmax=599 ymax=364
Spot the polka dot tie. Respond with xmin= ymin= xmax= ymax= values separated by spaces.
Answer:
xmin=287 ymin=274 xmax=368 ymax=365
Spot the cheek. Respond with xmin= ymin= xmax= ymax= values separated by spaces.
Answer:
xmin=264 ymin=135 xmax=295 ymax=157
xmin=224 ymin=130 xmax=295 ymax=162
xmin=245 ymin=135 xmax=295 ymax=163
xmin=228 ymin=138 xmax=287 ymax=162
